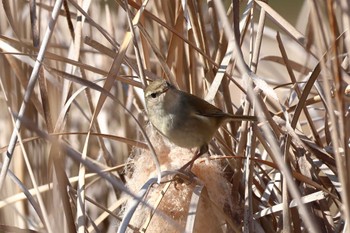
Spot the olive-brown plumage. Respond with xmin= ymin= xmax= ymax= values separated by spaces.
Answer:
xmin=144 ymin=79 xmax=256 ymax=169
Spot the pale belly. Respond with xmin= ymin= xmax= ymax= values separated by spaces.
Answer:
xmin=167 ymin=128 xmax=210 ymax=148
xmin=153 ymin=113 xmax=217 ymax=148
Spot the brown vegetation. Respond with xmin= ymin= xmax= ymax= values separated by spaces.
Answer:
xmin=0 ymin=0 xmax=348 ymax=232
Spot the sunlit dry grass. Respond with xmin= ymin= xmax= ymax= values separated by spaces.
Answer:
xmin=0 ymin=0 xmax=349 ymax=232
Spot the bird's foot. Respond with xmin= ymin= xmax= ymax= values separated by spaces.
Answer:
xmin=173 ymin=168 xmax=196 ymax=188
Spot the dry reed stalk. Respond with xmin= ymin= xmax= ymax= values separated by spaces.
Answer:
xmin=0 ymin=0 xmax=348 ymax=232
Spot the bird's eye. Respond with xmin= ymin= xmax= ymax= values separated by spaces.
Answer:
xmin=150 ymin=93 xmax=157 ymax=98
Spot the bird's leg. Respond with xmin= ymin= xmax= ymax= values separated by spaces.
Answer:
xmin=173 ymin=144 xmax=209 ymax=185
xmin=180 ymin=144 xmax=209 ymax=171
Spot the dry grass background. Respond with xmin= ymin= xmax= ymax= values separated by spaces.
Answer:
xmin=0 ymin=0 xmax=349 ymax=232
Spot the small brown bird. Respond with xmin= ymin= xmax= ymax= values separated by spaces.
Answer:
xmin=144 ymin=79 xmax=256 ymax=170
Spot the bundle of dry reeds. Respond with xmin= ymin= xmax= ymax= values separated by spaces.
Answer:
xmin=0 ymin=0 xmax=348 ymax=232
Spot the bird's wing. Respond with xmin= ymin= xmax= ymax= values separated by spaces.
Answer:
xmin=182 ymin=90 xmax=257 ymax=121
xmin=181 ymin=91 xmax=228 ymax=118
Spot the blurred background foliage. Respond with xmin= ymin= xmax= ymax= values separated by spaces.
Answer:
xmin=0 ymin=0 xmax=349 ymax=232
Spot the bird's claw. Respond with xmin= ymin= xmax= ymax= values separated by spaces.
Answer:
xmin=173 ymin=169 xmax=196 ymax=189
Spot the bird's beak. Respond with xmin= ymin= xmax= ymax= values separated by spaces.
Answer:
xmin=161 ymin=86 xmax=169 ymax=94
